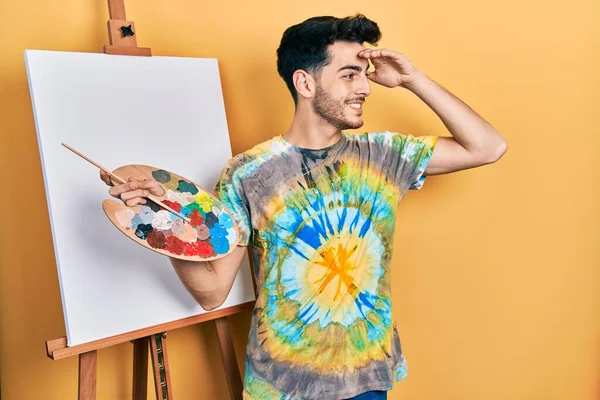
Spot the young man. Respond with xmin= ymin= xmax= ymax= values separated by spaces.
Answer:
xmin=103 ymin=14 xmax=506 ymax=400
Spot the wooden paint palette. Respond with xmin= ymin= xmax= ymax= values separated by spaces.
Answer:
xmin=103 ymin=164 xmax=240 ymax=261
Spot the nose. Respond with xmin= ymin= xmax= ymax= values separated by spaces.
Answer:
xmin=356 ymin=74 xmax=371 ymax=97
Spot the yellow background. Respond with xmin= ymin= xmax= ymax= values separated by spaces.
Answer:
xmin=1 ymin=0 xmax=598 ymax=399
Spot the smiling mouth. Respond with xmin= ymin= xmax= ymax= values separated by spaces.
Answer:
xmin=347 ymin=101 xmax=364 ymax=111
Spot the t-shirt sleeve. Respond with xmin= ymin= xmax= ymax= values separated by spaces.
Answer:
xmin=213 ymin=157 xmax=251 ymax=246
xmin=382 ymin=131 xmax=439 ymax=192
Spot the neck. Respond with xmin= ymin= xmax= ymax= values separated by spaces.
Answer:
xmin=283 ymin=101 xmax=342 ymax=149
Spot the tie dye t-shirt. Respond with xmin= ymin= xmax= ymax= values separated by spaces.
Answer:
xmin=214 ymin=131 xmax=438 ymax=400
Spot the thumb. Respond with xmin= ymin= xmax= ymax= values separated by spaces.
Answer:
xmin=100 ymin=170 xmax=114 ymax=186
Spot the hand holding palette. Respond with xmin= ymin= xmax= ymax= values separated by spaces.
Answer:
xmin=103 ymin=165 xmax=240 ymax=261
xmin=62 ymin=143 xmax=240 ymax=262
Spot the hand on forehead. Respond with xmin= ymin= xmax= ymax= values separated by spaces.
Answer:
xmin=325 ymin=42 xmax=371 ymax=73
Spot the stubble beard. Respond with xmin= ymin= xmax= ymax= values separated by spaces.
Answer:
xmin=313 ymin=84 xmax=363 ymax=130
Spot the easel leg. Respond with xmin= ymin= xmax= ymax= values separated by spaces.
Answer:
xmin=78 ymin=350 xmax=97 ymax=400
xmin=150 ymin=333 xmax=173 ymax=400
xmin=132 ymin=337 xmax=149 ymax=400
xmin=214 ymin=317 xmax=243 ymax=400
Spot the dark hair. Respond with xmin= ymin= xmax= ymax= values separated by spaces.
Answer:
xmin=276 ymin=14 xmax=381 ymax=103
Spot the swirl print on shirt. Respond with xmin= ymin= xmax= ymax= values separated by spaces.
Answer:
xmin=214 ymin=131 xmax=437 ymax=400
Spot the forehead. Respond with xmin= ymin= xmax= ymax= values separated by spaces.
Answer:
xmin=326 ymin=41 xmax=369 ymax=70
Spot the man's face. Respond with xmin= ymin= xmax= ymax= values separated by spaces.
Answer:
xmin=312 ymin=41 xmax=371 ymax=130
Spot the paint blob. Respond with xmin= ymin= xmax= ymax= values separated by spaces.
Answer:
xmin=151 ymin=169 xmax=171 ymax=183
xmin=171 ymin=219 xmax=186 ymax=235
xmin=196 ymin=224 xmax=210 ymax=241
xmin=163 ymin=200 xmax=181 ymax=212
xmin=135 ymin=223 xmax=153 ymax=239
xmin=204 ymin=212 xmax=219 ymax=228
xmin=177 ymin=180 xmax=198 ymax=194
xmin=167 ymin=190 xmax=194 ymax=206
xmin=190 ymin=209 xmax=204 ymax=226
xmin=177 ymin=223 xmax=198 ymax=243
xmin=132 ymin=205 xmax=155 ymax=227
xmin=120 ymin=168 xmax=238 ymax=258
xmin=152 ymin=210 xmax=173 ymax=230
xmin=165 ymin=235 xmax=184 ymax=255
xmin=219 ymin=213 xmax=233 ymax=228
xmin=115 ymin=209 xmax=135 ymax=229
xmin=146 ymin=230 xmax=166 ymax=249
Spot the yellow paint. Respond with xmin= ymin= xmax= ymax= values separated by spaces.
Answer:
xmin=194 ymin=193 xmax=214 ymax=213
xmin=1 ymin=1 xmax=598 ymax=399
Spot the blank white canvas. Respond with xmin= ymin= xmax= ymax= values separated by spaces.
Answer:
xmin=25 ymin=50 xmax=255 ymax=346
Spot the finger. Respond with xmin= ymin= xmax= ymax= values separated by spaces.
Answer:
xmin=385 ymin=50 xmax=404 ymax=61
xmin=100 ymin=170 xmax=112 ymax=186
xmin=125 ymin=197 xmax=146 ymax=207
xmin=358 ymin=49 xmax=373 ymax=58
xmin=136 ymin=179 xmax=166 ymax=196
xmin=120 ymin=188 xmax=150 ymax=203
xmin=366 ymin=48 xmax=388 ymax=57
xmin=108 ymin=180 xmax=140 ymax=198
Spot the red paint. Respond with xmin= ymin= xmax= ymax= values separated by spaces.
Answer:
xmin=196 ymin=241 xmax=213 ymax=257
xmin=182 ymin=242 xmax=197 ymax=256
xmin=190 ymin=209 xmax=204 ymax=226
xmin=182 ymin=240 xmax=213 ymax=257
xmin=146 ymin=230 xmax=165 ymax=249
xmin=165 ymin=235 xmax=184 ymax=255
xmin=163 ymin=200 xmax=181 ymax=212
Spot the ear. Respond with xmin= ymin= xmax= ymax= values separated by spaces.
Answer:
xmin=292 ymin=69 xmax=316 ymax=100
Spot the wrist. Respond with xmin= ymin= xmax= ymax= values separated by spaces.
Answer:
xmin=401 ymin=70 xmax=427 ymax=92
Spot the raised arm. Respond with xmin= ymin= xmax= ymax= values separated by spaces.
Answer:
xmin=359 ymin=48 xmax=508 ymax=174
xmin=405 ymin=72 xmax=507 ymax=175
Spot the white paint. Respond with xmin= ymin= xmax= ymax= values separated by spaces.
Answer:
xmin=151 ymin=210 xmax=173 ymax=230
xmin=115 ymin=209 xmax=135 ymax=228
xmin=25 ymin=50 xmax=255 ymax=346
xmin=166 ymin=189 xmax=195 ymax=206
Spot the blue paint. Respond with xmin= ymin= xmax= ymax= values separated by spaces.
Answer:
xmin=180 ymin=206 xmax=192 ymax=217
xmin=204 ymin=211 xmax=219 ymax=228
xmin=135 ymin=223 xmax=153 ymax=239
xmin=212 ymin=236 xmax=230 ymax=254
xmin=132 ymin=205 xmax=155 ymax=227
xmin=219 ymin=212 xmax=233 ymax=228
xmin=209 ymin=223 xmax=226 ymax=239
xmin=176 ymin=180 xmax=198 ymax=194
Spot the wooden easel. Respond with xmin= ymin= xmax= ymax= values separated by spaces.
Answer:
xmin=46 ymin=303 xmax=253 ymax=400
xmin=45 ymin=1 xmax=254 ymax=399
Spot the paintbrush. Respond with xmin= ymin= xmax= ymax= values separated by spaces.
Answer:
xmin=62 ymin=143 xmax=191 ymax=224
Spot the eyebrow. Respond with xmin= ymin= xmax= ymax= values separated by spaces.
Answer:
xmin=337 ymin=64 xmax=367 ymax=73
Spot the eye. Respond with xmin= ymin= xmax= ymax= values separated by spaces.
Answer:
xmin=343 ymin=73 xmax=355 ymax=80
